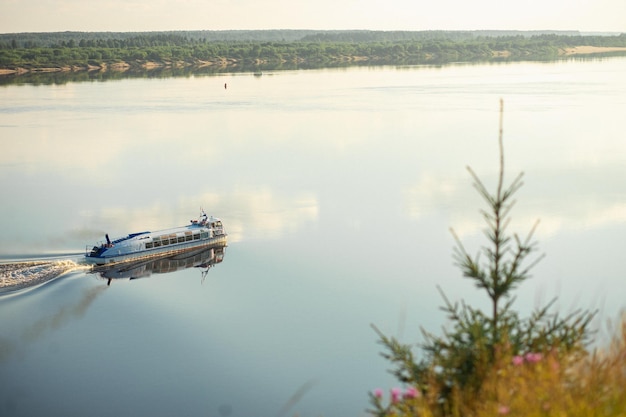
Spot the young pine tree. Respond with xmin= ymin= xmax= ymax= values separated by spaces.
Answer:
xmin=372 ymin=100 xmax=596 ymax=415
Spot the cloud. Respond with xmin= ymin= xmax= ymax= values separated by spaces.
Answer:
xmin=221 ymin=187 xmax=319 ymax=242
xmin=404 ymin=166 xmax=626 ymax=240
xmin=81 ymin=187 xmax=319 ymax=244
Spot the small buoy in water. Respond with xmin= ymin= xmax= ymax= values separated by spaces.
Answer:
xmin=224 ymin=83 xmax=227 ymax=89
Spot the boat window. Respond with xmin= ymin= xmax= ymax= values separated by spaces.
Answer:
xmin=201 ymin=232 xmax=209 ymax=239
xmin=177 ymin=236 xmax=185 ymax=243
xmin=185 ymin=235 xmax=193 ymax=242
xmin=193 ymin=233 xmax=200 ymax=240
xmin=145 ymin=242 xmax=153 ymax=249
xmin=154 ymin=241 xmax=161 ymax=247
xmin=162 ymin=239 xmax=169 ymax=246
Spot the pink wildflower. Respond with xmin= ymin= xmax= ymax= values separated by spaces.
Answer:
xmin=512 ymin=355 xmax=524 ymax=366
xmin=390 ymin=387 xmax=402 ymax=403
xmin=525 ymin=352 xmax=542 ymax=363
xmin=404 ymin=386 xmax=420 ymax=399
xmin=372 ymin=388 xmax=384 ymax=399
xmin=498 ymin=405 xmax=510 ymax=415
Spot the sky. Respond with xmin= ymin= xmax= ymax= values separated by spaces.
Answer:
xmin=0 ymin=0 xmax=624 ymax=34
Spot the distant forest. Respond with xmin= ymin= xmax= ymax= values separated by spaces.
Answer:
xmin=1 ymin=30 xmax=626 ymax=75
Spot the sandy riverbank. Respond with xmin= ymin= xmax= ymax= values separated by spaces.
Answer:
xmin=0 ymin=58 xmax=231 ymax=76
xmin=561 ymin=46 xmax=626 ymax=55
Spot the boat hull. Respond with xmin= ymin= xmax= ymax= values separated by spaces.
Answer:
xmin=84 ymin=235 xmax=227 ymax=266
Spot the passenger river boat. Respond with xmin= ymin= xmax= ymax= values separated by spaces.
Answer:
xmin=85 ymin=210 xmax=227 ymax=265
xmin=91 ymin=245 xmax=226 ymax=284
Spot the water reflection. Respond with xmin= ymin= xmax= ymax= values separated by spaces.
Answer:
xmin=1 ymin=59 xmax=625 ymax=417
xmin=90 ymin=244 xmax=226 ymax=285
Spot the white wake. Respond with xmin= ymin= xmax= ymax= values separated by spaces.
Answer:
xmin=0 ymin=260 xmax=88 ymax=293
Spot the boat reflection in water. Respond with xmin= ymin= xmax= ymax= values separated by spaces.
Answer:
xmin=89 ymin=243 xmax=226 ymax=286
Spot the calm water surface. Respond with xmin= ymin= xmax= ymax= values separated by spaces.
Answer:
xmin=1 ymin=58 xmax=625 ymax=417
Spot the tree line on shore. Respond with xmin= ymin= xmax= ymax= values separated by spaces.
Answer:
xmin=1 ymin=30 xmax=625 ymax=72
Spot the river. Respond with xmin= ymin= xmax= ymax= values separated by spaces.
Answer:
xmin=1 ymin=57 xmax=625 ymax=417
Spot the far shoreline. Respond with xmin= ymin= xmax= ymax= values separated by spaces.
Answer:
xmin=2 ymin=46 xmax=625 ymax=76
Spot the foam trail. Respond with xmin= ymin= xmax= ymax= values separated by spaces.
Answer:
xmin=0 ymin=260 xmax=89 ymax=293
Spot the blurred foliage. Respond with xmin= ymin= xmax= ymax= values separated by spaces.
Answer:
xmin=370 ymin=317 xmax=625 ymax=416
